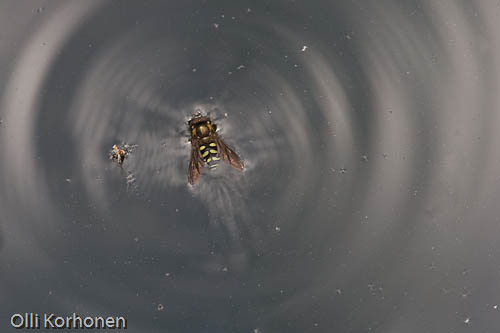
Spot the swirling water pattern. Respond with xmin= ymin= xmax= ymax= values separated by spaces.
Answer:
xmin=1 ymin=0 xmax=500 ymax=332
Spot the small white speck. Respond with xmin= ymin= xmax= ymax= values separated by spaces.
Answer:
xmin=346 ymin=34 xmax=352 ymax=40
xmin=494 ymin=305 xmax=498 ymax=309
xmin=464 ymin=317 xmax=470 ymax=325
xmin=222 ymin=267 xmax=228 ymax=272
xmin=293 ymin=64 xmax=298 ymax=68
xmin=236 ymin=64 xmax=245 ymax=70
xmin=301 ymin=45 xmax=308 ymax=52
xmin=65 ymin=178 xmax=71 ymax=183
xmin=165 ymin=272 xmax=170 ymax=277
xmin=224 ymin=113 xmax=228 ymax=117
xmin=134 ymin=237 xmax=139 ymax=242
xmin=275 ymin=226 xmax=281 ymax=231
xmin=192 ymin=68 xmax=197 ymax=72
xmin=361 ymin=154 xmax=368 ymax=161
xmin=157 ymin=303 xmax=164 ymax=311
xmin=175 ymin=208 xmax=179 ymax=212
xmin=213 ymin=23 xmax=219 ymax=29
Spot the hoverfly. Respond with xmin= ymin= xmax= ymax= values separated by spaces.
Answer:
xmin=110 ymin=144 xmax=128 ymax=165
xmin=187 ymin=113 xmax=244 ymax=184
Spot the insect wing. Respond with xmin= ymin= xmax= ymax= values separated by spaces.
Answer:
xmin=215 ymin=135 xmax=244 ymax=170
xmin=188 ymin=141 xmax=205 ymax=184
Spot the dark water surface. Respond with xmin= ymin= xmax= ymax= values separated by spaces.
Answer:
xmin=2 ymin=1 xmax=500 ymax=332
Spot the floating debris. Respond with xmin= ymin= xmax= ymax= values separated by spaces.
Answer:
xmin=301 ymin=45 xmax=308 ymax=52
xmin=157 ymin=304 xmax=164 ymax=311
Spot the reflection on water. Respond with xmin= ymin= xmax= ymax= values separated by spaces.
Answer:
xmin=1 ymin=0 xmax=500 ymax=331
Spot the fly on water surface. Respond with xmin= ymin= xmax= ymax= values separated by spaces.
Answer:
xmin=187 ymin=112 xmax=244 ymax=185
xmin=110 ymin=143 xmax=137 ymax=165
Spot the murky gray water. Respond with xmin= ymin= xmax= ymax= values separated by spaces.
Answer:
xmin=2 ymin=0 xmax=500 ymax=332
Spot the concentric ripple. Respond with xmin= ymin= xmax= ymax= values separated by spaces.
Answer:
xmin=2 ymin=1 xmax=500 ymax=331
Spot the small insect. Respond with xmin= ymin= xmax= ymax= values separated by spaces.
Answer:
xmin=110 ymin=144 xmax=128 ymax=165
xmin=187 ymin=113 xmax=244 ymax=184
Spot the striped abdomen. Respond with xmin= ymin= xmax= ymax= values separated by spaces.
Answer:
xmin=199 ymin=141 xmax=220 ymax=169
